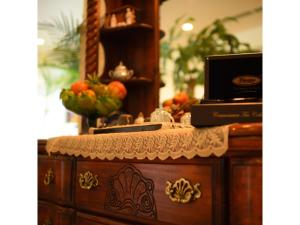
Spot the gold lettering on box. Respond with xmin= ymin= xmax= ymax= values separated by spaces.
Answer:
xmin=232 ymin=75 xmax=261 ymax=87
xmin=213 ymin=110 xmax=262 ymax=119
xmin=213 ymin=112 xmax=240 ymax=118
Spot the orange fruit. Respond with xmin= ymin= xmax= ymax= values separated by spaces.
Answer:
xmin=173 ymin=92 xmax=189 ymax=104
xmin=71 ymin=81 xmax=89 ymax=95
xmin=107 ymin=81 xmax=127 ymax=100
xmin=162 ymin=99 xmax=174 ymax=107
xmin=83 ymin=89 xmax=96 ymax=98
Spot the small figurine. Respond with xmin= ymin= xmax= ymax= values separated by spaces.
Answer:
xmin=134 ymin=112 xmax=144 ymax=124
xmin=110 ymin=14 xmax=117 ymax=28
xmin=125 ymin=8 xmax=136 ymax=25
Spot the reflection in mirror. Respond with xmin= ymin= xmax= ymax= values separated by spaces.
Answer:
xmin=37 ymin=0 xmax=262 ymax=137
xmin=38 ymin=0 xmax=83 ymax=138
xmin=159 ymin=0 xmax=262 ymax=105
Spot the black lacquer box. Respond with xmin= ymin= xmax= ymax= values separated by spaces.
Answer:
xmin=204 ymin=52 xmax=262 ymax=101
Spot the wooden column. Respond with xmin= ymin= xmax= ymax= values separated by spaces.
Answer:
xmin=81 ymin=0 xmax=101 ymax=134
xmin=85 ymin=0 xmax=100 ymax=77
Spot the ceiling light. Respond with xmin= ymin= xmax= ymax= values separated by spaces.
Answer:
xmin=37 ymin=38 xmax=45 ymax=46
xmin=181 ymin=23 xmax=194 ymax=31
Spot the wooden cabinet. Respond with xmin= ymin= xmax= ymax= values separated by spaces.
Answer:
xmin=38 ymin=123 xmax=262 ymax=225
xmin=85 ymin=0 xmax=161 ymax=118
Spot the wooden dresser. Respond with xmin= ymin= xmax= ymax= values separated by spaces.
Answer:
xmin=38 ymin=123 xmax=262 ymax=225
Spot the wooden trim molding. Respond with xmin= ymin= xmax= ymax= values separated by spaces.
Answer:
xmin=85 ymin=0 xmax=100 ymax=77
xmin=229 ymin=122 xmax=262 ymax=137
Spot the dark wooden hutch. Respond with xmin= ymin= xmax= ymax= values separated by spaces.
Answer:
xmin=84 ymin=0 xmax=161 ymax=118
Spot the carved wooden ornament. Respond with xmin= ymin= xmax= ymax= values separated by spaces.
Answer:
xmin=105 ymin=164 xmax=157 ymax=219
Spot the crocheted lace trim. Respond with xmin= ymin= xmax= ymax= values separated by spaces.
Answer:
xmin=46 ymin=124 xmax=230 ymax=160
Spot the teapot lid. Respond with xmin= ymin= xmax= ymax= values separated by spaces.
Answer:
xmin=115 ymin=61 xmax=127 ymax=70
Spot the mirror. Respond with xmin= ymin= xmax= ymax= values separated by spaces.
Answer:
xmin=37 ymin=0 xmax=262 ymax=137
xmin=159 ymin=0 xmax=262 ymax=104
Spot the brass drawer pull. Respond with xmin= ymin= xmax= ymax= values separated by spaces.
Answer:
xmin=43 ymin=219 xmax=52 ymax=225
xmin=43 ymin=168 xmax=54 ymax=186
xmin=165 ymin=178 xmax=201 ymax=203
xmin=79 ymin=171 xmax=99 ymax=190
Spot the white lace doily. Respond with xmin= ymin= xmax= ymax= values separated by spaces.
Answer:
xmin=46 ymin=124 xmax=230 ymax=160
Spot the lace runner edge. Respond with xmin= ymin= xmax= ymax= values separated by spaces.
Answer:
xmin=46 ymin=125 xmax=230 ymax=160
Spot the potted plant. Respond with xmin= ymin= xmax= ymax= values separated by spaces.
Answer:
xmin=38 ymin=12 xmax=82 ymax=87
xmin=160 ymin=16 xmax=254 ymax=97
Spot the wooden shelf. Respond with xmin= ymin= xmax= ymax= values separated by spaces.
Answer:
xmin=107 ymin=5 xmax=140 ymax=15
xmin=100 ymin=23 xmax=153 ymax=39
xmin=95 ymin=0 xmax=160 ymax=117
xmin=101 ymin=76 xmax=153 ymax=86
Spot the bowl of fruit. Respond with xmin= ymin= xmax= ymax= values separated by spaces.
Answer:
xmin=162 ymin=92 xmax=199 ymax=122
xmin=60 ymin=74 xmax=127 ymax=127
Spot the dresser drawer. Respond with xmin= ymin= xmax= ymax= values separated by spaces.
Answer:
xmin=38 ymin=201 xmax=75 ymax=225
xmin=75 ymin=159 xmax=224 ymax=225
xmin=38 ymin=155 xmax=74 ymax=204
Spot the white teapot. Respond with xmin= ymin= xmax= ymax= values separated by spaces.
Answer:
xmin=109 ymin=61 xmax=134 ymax=81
